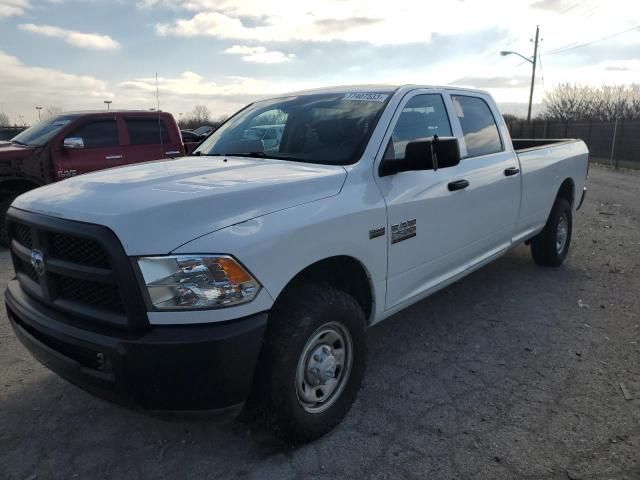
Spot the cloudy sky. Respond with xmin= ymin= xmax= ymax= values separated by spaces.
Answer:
xmin=0 ymin=0 xmax=639 ymax=124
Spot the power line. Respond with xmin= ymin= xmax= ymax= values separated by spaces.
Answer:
xmin=546 ymin=24 xmax=640 ymax=56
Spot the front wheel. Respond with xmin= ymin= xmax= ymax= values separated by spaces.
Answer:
xmin=257 ymin=283 xmax=367 ymax=443
xmin=531 ymin=198 xmax=572 ymax=267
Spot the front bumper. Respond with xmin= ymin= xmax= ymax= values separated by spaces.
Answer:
xmin=5 ymin=279 xmax=268 ymax=414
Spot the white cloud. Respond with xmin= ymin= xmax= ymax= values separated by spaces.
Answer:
xmin=0 ymin=50 xmax=113 ymax=123
xmin=149 ymin=0 xmax=640 ymax=51
xmin=0 ymin=0 xmax=29 ymax=18
xmin=224 ymin=45 xmax=295 ymax=64
xmin=18 ymin=23 xmax=120 ymax=50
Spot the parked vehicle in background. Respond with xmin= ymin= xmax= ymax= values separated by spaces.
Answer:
xmin=0 ymin=127 xmax=27 ymax=141
xmin=192 ymin=125 xmax=215 ymax=136
xmin=180 ymin=129 xmax=205 ymax=147
xmin=0 ymin=110 xmax=189 ymax=243
xmin=243 ymin=124 xmax=285 ymax=151
xmin=4 ymin=85 xmax=588 ymax=442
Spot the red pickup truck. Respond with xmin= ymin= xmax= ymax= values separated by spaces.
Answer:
xmin=0 ymin=110 xmax=198 ymax=243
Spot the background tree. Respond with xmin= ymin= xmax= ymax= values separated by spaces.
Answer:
xmin=44 ymin=106 xmax=63 ymax=119
xmin=540 ymin=83 xmax=640 ymax=121
xmin=178 ymin=106 xmax=229 ymax=130
xmin=0 ymin=112 xmax=10 ymax=127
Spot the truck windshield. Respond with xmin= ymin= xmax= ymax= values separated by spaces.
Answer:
xmin=194 ymin=92 xmax=391 ymax=165
xmin=11 ymin=115 xmax=78 ymax=147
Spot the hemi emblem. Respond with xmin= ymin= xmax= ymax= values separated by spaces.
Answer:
xmin=30 ymin=249 xmax=45 ymax=276
xmin=391 ymin=219 xmax=417 ymax=244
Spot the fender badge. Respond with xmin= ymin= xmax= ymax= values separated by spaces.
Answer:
xmin=369 ymin=227 xmax=385 ymax=239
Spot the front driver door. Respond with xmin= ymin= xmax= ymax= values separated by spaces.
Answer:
xmin=375 ymin=90 xmax=467 ymax=309
xmin=56 ymin=117 xmax=125 ymax=176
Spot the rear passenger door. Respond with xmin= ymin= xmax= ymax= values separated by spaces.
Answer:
xmin=446 ymin=93 xmax=521 ymax=265
xmin=123 ymin=117 xmax=182 ymax=165
xmin=56 ymin=117 xmax=125 ymax=176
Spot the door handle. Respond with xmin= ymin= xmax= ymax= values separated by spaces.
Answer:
xmin=105 ymin=155 xmax=123 ymax=160
xmin=448 ymin=179 xmax=469 ymax=191
xmin=504 ymin=167 xmax=520 ymax=176
xmin=165 ymin=150 xmax=180 ymax=155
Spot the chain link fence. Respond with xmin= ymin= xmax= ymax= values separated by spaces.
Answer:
xmin=507 ymin=120 xmax=640 ymax=170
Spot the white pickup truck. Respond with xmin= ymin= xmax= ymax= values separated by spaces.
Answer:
xmin=5 ymin=85 xmax=588 ymax=442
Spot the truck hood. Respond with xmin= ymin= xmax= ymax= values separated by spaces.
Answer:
xmin=13 ymin=156 xmax=347 ymax=254
xmin=0 ymin=141 xmax=36 ymax=161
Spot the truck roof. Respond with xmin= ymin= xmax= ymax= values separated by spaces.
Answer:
xmin=272 ymin=84 xmax=490 ymax=99
xmin=56 ymin=110 xmax=172 ymax=116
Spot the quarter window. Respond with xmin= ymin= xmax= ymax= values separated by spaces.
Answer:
xmin=451 ymin=95 xmax=502 ymax=157
xmin=126 ymin=118 xmax=169 ymax=145
xmin=385 ymin=94 xmax=452 ymax=160
xmin=70 ymin=120 xmax=118 ymax=148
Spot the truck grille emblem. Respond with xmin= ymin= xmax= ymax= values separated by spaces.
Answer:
xmin=30 ymin=249 xmax=45 ymax=276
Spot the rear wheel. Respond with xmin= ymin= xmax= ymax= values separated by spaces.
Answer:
xmin=257 ymin=283 xmax=367 ymax=443
xmin=531 ymin=198 xmax=572 ymax=267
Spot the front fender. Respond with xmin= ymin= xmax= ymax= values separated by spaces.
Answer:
xmin=172 ymin=186 xmax=388 ymax=321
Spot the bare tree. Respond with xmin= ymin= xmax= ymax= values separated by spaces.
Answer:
xmin=541 ymin=83 xmax=640 ymax=121
xmin=0 ymin=112 xmax=10 ymax=127
xmin=44 ymin=106 xmax=63 ymax=119
xmin=192 ymin=105 xmax=211 ymax=124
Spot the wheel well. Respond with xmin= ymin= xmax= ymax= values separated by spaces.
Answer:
xmin=278 ymin=256 xmax=374 ymax=322
xmin=0 ymin=179 xmax=40 ymax=197
xmin=557 ymin=178 xmax=575 ymax=207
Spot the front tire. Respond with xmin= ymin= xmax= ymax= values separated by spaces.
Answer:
xmin=258 ymin=283 xmax=367 ymax=443
xmin=531 ymin=198 xmax=572 ymax=267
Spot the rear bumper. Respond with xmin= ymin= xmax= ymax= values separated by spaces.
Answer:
xmin=5 ymin=279 xmax=268 ymax=415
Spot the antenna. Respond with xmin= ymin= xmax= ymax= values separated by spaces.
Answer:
xmin=156 ymin=72 xmax=164 ymax=160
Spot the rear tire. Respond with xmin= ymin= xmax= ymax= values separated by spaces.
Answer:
xmin=257 ymin=283 xmax=367 ymax=443
xmin=531 ymin=198 xmax=572 ymax=267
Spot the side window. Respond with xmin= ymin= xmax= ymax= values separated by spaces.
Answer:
xmin=451 ymin=95 xmax=502 ymax=157
xmin=70 ymin=120 xmax=118 ymax=148
xmin=385 ymin=94 xmax=452 ymax=160
xmin=126 ymin=118 xmax=169 ymax=145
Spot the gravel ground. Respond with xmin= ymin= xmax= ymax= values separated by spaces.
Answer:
xmin=1 ymin=164 xmax=639 ymax=480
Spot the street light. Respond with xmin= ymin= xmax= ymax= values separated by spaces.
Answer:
xmin=500 ymin=25 xmax=540 ymax=122
xmin=104 ymin=100 xmax=112 ymax=111
xmin=35 ymin=106 xmax=42 ymax=121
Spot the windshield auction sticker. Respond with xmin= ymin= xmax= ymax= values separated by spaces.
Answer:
xmin=343 ymin=92 xmax=388 ymax=102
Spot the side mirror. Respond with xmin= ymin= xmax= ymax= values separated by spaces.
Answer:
xmin=63 ymin=137 xmax=84 ymax=149
xmin=379 ymin=136 xmax=460 ymax=177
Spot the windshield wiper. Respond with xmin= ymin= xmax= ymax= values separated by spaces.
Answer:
xmin=223 ymin=151 xmax=267 ymax=158
xmin=11 ymin=140 xmax=28 ymax=146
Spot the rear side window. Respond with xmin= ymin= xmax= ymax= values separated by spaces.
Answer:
xmin=70 ymin=119 xmax=118 ymax=148
xmin=451 ymin=95 xmax=502 ymax=158
xmin=386 ymin=94 xmax=452 ymax=160
xmin=126 ymin=118 xmax=169 ymax=145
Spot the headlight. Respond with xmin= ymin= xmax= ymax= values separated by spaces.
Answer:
xmin=137 ymin=255 xmax=260 ymax=309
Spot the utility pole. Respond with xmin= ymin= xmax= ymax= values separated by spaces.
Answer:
xmin=527 ymin=25 xmax=540 ymax=123
xmin=104 ymin=100 xmax=112 ymax=111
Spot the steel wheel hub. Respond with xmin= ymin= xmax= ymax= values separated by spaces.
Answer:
xmin=295 ymin=322 xmax=353 ymax=414
xmin=556 ymin=214 xmax=568 ymax=253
